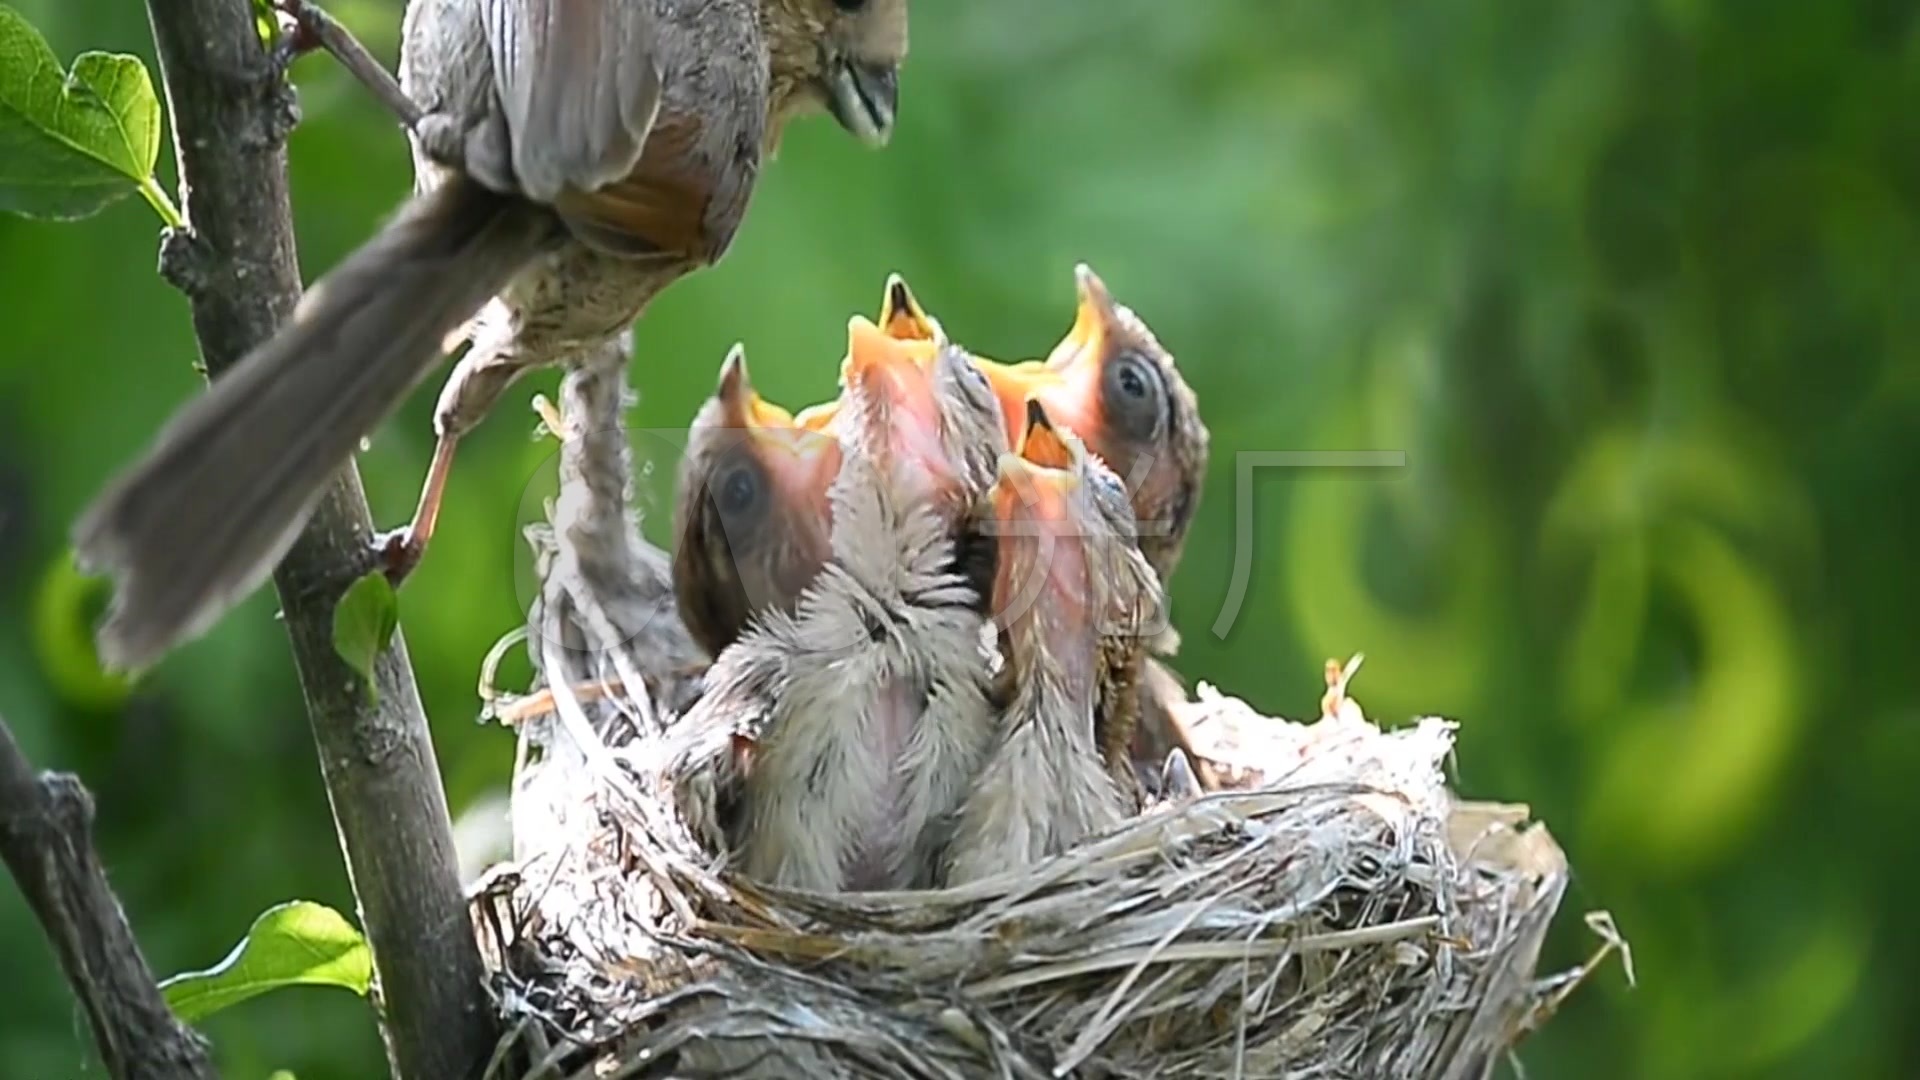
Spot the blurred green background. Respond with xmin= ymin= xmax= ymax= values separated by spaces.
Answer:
xmin=3 ymin=0 xmax=1917 ymax=1076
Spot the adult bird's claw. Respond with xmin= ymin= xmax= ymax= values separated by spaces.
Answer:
xmin=268 ymin=0 xmax=324 ymax=75
xmin=373 ymin=526 xmax=427 ymax=587
xmin=266 ymin=0 xmax=426 ymax=129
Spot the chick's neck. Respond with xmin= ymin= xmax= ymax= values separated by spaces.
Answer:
xmin=997 ymin=534 xmax=1100 ymax=710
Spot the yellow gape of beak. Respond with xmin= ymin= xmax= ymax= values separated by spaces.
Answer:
xmin=878 ymin=272 xmax=944 ymax=343
xmin=842 ymin=316 xmax=949 ymax=478
xmin=1045 ymin=263 xmax=1123 ymax=371
xmin=716 ymin=345 xmax=795 ymax=430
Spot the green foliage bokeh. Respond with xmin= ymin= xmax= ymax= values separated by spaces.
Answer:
xmin=2 ymin=1 xmax=1917 ymax=1076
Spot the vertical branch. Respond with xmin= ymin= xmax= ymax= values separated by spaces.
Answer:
xmin=0 ymin=716 xmax=217 ymax=1080
xmin=138 ymin=1 xmax=496 ymax=1076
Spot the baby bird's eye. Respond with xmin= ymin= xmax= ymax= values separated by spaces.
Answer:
xmin=714 ymin=461 xmax=763 ymax=521
xmin=1103 ymin=350 xmax=1167 ymax=441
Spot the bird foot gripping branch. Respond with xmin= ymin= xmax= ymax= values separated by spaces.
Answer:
xmin=268 ymin=0 xmax=424 ymax=129
xmin=73 ymin=0 xmax=914 ymax=673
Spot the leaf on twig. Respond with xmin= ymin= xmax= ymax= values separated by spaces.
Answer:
xmin=332 ymin=571 xmax=398 ymax=702
xmin=159 ymin=901 xmax=372 ymax=1022
xmin=250 ymin=0 xmax=285 ymax=49
xmin=0 ymin=5 xmax=179 ymax=223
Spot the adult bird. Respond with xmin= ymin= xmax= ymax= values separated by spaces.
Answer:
xmin=73 ymin=0 xmax=911 ymax=671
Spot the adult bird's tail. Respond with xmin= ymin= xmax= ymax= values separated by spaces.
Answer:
xmin=73 ymin=175 xmax=563 ymax=671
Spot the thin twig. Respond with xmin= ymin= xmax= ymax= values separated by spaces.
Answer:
xmin=491 ymin=680 xmax=623 ymax=726
xmin=275 ymin=0 xmax=424 ymax=128
xmin=139 ymin=0 xmax=495 ymax=1075
xmin=0 ymin=714 xmax=217 ymax=1080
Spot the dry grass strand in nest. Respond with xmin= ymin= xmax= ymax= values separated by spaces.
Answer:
xmin=474 ymin=652 xmax=1619 ymax=1079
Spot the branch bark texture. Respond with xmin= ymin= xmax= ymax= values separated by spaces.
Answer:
xmin=139 ymin=1 xmax=496 ymax=1076
xmin=0 ymin=716 xmax=216 ymax=1080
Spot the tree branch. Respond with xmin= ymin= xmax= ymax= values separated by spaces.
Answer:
xmin=0 ymin=715 xmax=216 ymax=1080
xmin=139 ymin=2 xmax=496 ymax=1076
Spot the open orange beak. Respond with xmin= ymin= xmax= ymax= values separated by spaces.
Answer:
xmin=718 ymin=346 xmax=841 ymax=516
xmin=1045 ymin=263 xmax=1122 ymax=371
xmin=1016 ymin=399 xmax=1079 ymax=471
xmin=878 ymin=273 xmax=944 ymax=344
xmin=974 ymin=355 xmax=1103 ymax=459
xmin=793 ymin=399 xmax=839 ymax=434
xmin=993 ymin=402 xmax=1084 ymax=526
xmin=842 ymin=316 xmax=952 ymax=487
xmin=966 ymin=359 xmax=1050 ymax=447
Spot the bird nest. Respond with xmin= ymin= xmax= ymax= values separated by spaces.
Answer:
xmin=463 ymin=361 xmax=1625 ymax=1080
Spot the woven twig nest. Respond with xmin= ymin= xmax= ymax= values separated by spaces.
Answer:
xmin=466 ymin=362 xmax=1623 ymax=1080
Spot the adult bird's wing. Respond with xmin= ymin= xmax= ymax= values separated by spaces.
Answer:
xmin=479 ymin=0 xmax=664 ymax=204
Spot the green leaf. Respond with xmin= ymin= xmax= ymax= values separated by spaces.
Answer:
xmin=332 ymin=571 xmax=398 ymax=699
xmin=252 ymin=0 xmax=278 ymax=48
xmin=0 ymin=5 xmax=178 ymax=223
xmin=32 ymin=553 xmax=132 ymax=711
xmin=160 ymin=901 xmax=372 ymax=1022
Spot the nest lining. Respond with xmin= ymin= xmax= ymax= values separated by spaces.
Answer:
xmin=464 ymin=361 xmax=1623 ymax=1080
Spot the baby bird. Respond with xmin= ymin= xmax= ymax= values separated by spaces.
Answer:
xmin=882 ymin=270 xmax=1218 ymax=794
xmin=944 ymin=402 xmax=1164 ymax=885
xmin=670 ymin=319 xmax=1005 ymax=892
xmin=673 ymin=348 xmax=843 ymax=659
xmin=982 ymin=264 xmax=1209 ymax=584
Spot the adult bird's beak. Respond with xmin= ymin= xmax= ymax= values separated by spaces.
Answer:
xmin=825 ymin=59 xmax=899 ymax=147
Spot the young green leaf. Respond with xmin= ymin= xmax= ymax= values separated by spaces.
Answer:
xmin=252 ymin=0 xmax=278 ymax=48
xmin=332 ymin=571 xmax=398 ymax=698
xmin=0 ymin=5 xmax=180 ymax=224
xmin=159 ymin=901 xmax=373 ymax=1023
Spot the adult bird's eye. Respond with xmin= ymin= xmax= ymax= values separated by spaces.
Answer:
xmin=833 ymin=0 xmax=867 ymax=9
xmin=1103 ymin=350 xmax=1166 ymax=440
